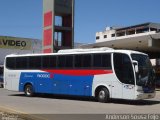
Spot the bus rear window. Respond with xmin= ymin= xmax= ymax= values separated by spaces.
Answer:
xmin=6 ymin=57 xmax=16 ymax=69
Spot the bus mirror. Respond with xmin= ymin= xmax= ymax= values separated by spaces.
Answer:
xmin=133 ymin=60 xmax=139 ymax=73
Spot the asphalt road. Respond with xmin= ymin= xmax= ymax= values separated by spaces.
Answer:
xmin=0 ymin=88 xmax=160 ymax=120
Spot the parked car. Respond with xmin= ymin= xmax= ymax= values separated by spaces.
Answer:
xmin=0 ymin=75 xmax=3 ymax=88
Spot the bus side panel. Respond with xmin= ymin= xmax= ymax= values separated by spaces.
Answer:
xmin=92 ymin=74 xmax=113 ymax=97
xmin=53 ymin=74 xmax=93 ymax=96
xmin=19 ymin=72 xmax=94 ymax=96
xmin=19 ymin=72 xmax=53 ymax=93
xmin=19 ymin=72 xmax=35 ymax=92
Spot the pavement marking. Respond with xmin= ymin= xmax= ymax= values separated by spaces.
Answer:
xmin=0 ymin=105 xmax=48 ymax=120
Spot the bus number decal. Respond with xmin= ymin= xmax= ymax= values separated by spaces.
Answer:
xmin=37 ymin=74 xmax=50 ymax=78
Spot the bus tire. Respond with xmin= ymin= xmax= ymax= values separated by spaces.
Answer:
xmin=24 ymin=84 xmax=34 ymax=97
xmin=96 ymin=87 xmax=110 ymax=103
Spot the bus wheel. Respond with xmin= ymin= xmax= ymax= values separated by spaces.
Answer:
xmin=97 ymin=87 xmax=110 ymax=103
xmin=24 ymin=84 xmax=34 ymax=97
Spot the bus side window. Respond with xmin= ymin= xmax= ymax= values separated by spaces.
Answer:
xmin=93 ymin=54 xmax=102 ymax=68
xmin=82 ymin=54 xmax=92 ymax=68
xmin=75 ymin=55 xmax=83 ymax=69
xmin=42 ymin=56 xmax=50 ymax=69
xmin=16 ymin=57 xmax=28 ymax=69
xmin=75 ymin=54 xmax=92 ymax=69
xmin=50 ymin=56 xmax=57 ymax=69
xmin=57 ymin=56 xmax=66 ymax=68
xmin=93 ymin=54 xmax=111 ymax=69
xmin=102 ymin=54 xmax=111 ymax=69
xmin=6 ymin=57 xmax=16 ymax=69
xmin=65 ymin=55 xmax=73 ymax=68
xmin=28 ymin=56 xmax=42 ymax=69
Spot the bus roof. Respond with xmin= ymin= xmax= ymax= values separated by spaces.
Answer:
xmin=5 ymin=48 xmax=147 ymax=58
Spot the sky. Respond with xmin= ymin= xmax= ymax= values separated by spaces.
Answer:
xmin=0 ymin=0 xmax=160 ymax=44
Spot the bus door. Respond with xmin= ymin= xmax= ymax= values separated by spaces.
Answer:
xmin=113 ymin=53 xmax=135 ymax=99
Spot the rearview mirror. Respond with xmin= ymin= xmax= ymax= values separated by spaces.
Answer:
xmin=133 ymin=60 xmax=139 ymax=73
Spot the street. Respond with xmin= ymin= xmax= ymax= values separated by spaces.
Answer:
xmin=0 ymin=88 xmax=160 ymax=120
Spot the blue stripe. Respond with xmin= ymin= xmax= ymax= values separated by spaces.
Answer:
xmin=19 ymin=72 xmax=93 ymax=96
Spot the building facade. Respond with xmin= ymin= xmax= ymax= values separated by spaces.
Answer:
xmin=0 ymin=36 xmax=42 ymax=65
xmin=82 ymin=22 xmax=160 ymax=58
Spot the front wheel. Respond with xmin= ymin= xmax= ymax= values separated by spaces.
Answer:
xmin=24 ymin=84 xmax=34 ymax=97
xmin=96 ymin=88 xmax=110 ymax=103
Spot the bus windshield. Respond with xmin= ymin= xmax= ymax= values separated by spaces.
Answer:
xmin=131 ymin=54 xmax=155 ymax=91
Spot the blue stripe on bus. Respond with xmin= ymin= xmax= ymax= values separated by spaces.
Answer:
xmin=19 ymin=72 xmax=93 ymax=96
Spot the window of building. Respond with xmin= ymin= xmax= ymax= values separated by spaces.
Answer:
xmin=55 ymin=16 xmax=62 ymax=26
xmin=150 ymin=28 xmax=157 ymax=31
xmin=116 ymin=32 xmax=125 ymax=37
xmin=136 ymin=27 xmax=149 ymax=34
xmin=150 ymin=28 xmax=159 ymax=32
xmin=111 ymin=34 xmax=115 ymax=37
xmin=104 ymin=35 xmax=107 ymax=38
xmin=96 ymin=36 xmax=100 ymax=40
xmin=126 ymin=30 xmax=135 ymax=35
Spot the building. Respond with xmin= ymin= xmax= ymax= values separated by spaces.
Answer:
xmin=43 ymin=0 xmax=74 ymax=53
xmin=82 ymin=22 xmax=160 ymax=58
xmin=0 ymin=36 xmax=42 ymax=66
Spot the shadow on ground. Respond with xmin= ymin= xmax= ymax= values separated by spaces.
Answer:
xmin=9 ymin=93 xmax=160 ymax=106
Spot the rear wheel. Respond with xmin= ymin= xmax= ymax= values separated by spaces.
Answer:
xmin=96 ymin=87 xmax=110 ymax=103
xmin=24 ymin=84 xmax=34 ymax=97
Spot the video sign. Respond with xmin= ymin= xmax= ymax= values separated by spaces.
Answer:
xmin=0 ymin=36 xmax=32 ymax=50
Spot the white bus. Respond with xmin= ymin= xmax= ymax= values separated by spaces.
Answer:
xmin=4 ymin=48 xmax=156 ymax=102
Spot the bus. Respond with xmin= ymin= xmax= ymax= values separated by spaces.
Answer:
xmin=0 ymin=65 xmax=4 ymax=88
xmin=4 ymin=48 xmax=156 ymax=103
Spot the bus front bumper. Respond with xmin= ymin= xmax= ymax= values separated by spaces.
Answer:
xmin=136 ymin=92 xmax=156 ymax=100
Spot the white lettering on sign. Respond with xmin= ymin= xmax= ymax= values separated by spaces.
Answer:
xmin=37 ymin=74 xmax=50 ymax=78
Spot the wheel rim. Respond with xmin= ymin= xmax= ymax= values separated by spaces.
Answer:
xmin=26 ymin=87 xmax=31 ymax=96
xmin=99 ymin=90 xmax=105 ymax=99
